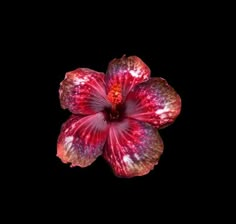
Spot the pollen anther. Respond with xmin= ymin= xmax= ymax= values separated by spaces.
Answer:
xmin=107 ymin=84 xmax=122 ymax=105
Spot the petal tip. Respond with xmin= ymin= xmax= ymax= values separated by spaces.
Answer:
xmin=57 ymin=143 xmax=95 ymax=168
xmin=56 ymin=143 xmax=70 ymax=164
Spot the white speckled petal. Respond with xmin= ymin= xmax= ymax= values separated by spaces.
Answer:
xmin=125 ymin=78 xmax=181 ymax=128
xmin=59 ymin=68 xmax=110 ymax=115
xmin=57 ymin=113 xmax=108 ymax=167
xmin=105 ymin=55 xmax=151 ymax=102
xmin=103 ymin=118 xmax=164 ymax=178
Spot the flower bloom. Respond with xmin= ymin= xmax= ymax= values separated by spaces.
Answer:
xmin=57 ymin=55 xmax=181 ymax=178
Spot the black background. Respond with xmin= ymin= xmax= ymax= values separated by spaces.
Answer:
xmin=11 ymin=3 xmax=212 ymax=220
xmin=43 ymin=28 xmax=196 ymax=200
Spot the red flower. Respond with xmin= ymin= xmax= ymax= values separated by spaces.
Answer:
xmin=57 ymin=55 xmax=181 ymax=178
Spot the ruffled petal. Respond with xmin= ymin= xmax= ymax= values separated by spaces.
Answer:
xmin=57 ymin=113 xmax=108 ymax=167
xmin=103 ymin=118 xmax=164 ymax=178
xmin=59 ymin=68 xmax=110 ymax=115
xmin=105 ymin=55 xmax=150 ymax=105
xmin=125 ymin=78 xmax=181 ymax=128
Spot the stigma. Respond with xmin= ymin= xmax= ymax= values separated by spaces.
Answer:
xmin=107 ymin=83 xmax=123 ymax=109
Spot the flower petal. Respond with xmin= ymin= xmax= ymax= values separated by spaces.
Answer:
xmin=57 ymin=113 xmax=108 ymax=167
xmin=125 ymin=78 xmax=181 ymax=128
xmin=59 ymin=68 xmax=110 ymax=115
xmin=105 ymin=55 xmax=150 ymax=104
xmin=103 ymin=118 xmax=164 ymax=178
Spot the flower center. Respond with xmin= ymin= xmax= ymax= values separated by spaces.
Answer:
xmin=104 ymin=104 xmax=125 ymax=122
xmin=105 ymin=83 xmax=125 ymax=122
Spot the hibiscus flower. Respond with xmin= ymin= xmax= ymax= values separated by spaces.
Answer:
xmin=57 ymin=55 xmax=181 ymax=178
